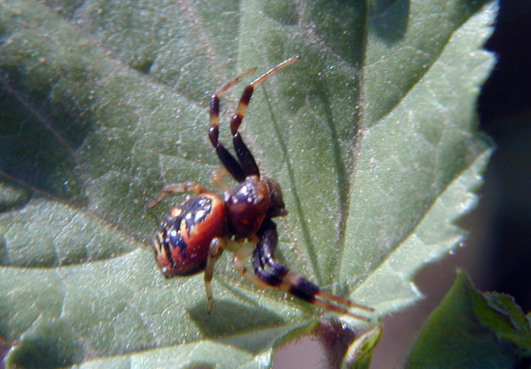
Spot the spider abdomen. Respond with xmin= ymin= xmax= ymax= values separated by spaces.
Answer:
xmin=154 ymin=193 xmax=226 ymax=276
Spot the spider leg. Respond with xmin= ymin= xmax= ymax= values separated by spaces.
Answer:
xmin=252 ymin=219 xmax=374 ymax=321
xmin=233 ymin=244 xmax=269 ymax=290
xmin=148 ymin=182 xmax=209 ymax=208
xmin=211 ymin=167 xmax=232 ymax=192
xmin=204 ymin=237 xmax=224 ymax=313
xmin=209 ymin=69 xmax=256 ymax=182
xmin=231 ymin=56 xmax=300 ymax=177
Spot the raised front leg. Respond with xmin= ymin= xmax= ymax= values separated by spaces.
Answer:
xmin=209 ymin=55 xmax=300 ymax=180
xmin=209 ymin=69 xmax=255 ymax=182
xmin=230 ymin=56 xmax=300 ymax=176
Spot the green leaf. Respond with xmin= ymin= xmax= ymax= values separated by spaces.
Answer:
xmin=341 ymin=326 xmax=383 ymax=369
xmin=0 ymin=0 xmax=496 ymax=368
xmin=405 ymin=271 xmax=531 ymax=369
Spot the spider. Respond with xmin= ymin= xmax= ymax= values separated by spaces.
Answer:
xmin=148 ymin=56 xmax=374 ymax=321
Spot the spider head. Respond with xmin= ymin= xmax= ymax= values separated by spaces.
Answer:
xmin=225 ymin=175 xmax=286 ymax=239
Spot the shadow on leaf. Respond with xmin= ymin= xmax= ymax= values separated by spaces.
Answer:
xmin=188 ymin=299 xmax=287 ymax=338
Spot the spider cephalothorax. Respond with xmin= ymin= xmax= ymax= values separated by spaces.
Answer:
xmin=224 ymin=175 xmax=286 ymax=238
xmin=149 ymin=56 xmax=373 ymax=320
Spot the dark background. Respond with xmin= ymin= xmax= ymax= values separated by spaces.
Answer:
xmin=477 ymin=0 xmax=530 ymax=312
xmin=2 ymin=0 xmax=530 ymax=367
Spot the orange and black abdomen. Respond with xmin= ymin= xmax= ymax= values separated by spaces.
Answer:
xmin=154 ymin=193 xmax=226 ymax=276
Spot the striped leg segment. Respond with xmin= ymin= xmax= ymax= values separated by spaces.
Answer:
xmin=230 ymin=55 xmax=300 ymax=176
xmin=252 ymin=219 xmax=374 ymax=321
xmin=209 ymin=69 xmax=256 ymax=182
xmin=209 ymin=56 xmax=300 ymax=180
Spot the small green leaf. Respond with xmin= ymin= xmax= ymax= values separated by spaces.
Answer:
xmin=476 ymin=292 xmax=531 ymax=355
xmin=341 ymin=326 xmax=383 ymax=369
xmin=405 ymin=271 xmax=531 ymax=369
xmin=1 ymin=0 xmax=496 ymax=367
